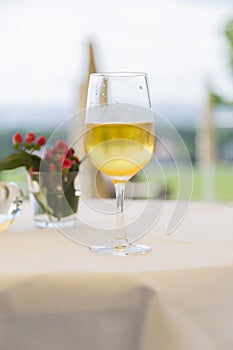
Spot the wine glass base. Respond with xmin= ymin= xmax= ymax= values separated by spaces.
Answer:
xmin=89 ymin=244 xmax=152 ymax=256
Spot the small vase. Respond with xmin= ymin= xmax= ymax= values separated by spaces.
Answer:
xmin=27 ymin=171 xmax=80 ymax=229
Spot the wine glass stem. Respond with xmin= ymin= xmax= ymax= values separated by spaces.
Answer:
xmin=114 ymin=182 xmax=129 ymax=248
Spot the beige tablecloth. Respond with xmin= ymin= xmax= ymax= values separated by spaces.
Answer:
xmin=0 ymin=200 xmax=233 ymax=350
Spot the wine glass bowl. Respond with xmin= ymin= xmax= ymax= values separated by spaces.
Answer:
xmin=85 ymin=73 xmax=155 ymax=255
xmin=85 ymin=121 xmax=155 ymax=184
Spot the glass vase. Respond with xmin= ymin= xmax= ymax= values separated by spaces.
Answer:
xmin=27 ymin=171 xmax=80 ymax=229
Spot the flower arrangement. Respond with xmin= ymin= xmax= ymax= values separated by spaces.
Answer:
xmin=0 ymin=132 xmax=80 ymax=173
xmin=0 ymin=132 xmax=82 ymax=223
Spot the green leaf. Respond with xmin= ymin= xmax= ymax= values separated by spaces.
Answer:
xmin=0 ymin=153 xmax=24 ymax=171
xmin=20 ymin=151 xmax=41 ymax=169
xmin=0 ymin=151 xmax=41 ymax=171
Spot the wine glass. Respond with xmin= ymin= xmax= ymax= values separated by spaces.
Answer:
xmin=85 ymin=72 xmax=155 ymax=255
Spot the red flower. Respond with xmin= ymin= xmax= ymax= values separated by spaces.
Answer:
xmin=37 ymin=136 xmax=46 ymax=146
xmin=45 ymin=149 xmax=53 ymax=161
xmin=62 ymin=158 xmax=72 ymax=170
xmin=72 ymin=156 xmax=80 ymax=164
xmin=56 ymin=140 xmax=69 ymax=152
xmin=25 ymin=132 xmax=35 ymax=144
xmin=66 ymin=148 xmax=74 ymax=158
xmin=12 ymin=132 xmax=23 ymax=145
xmin=49 ymin=163 xmax=56 ymax=171
xmin=51 ymin=146 xmax=59 ymax=155
xmin=28 ymin=166 xmax=37 ymax=174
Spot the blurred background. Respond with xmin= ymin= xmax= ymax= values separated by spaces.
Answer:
xmin=0 ymin=0 xmax=233 ymax=201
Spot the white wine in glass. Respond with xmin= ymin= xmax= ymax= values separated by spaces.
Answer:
xmin=85 ymin=72 xmax=155 ymax=255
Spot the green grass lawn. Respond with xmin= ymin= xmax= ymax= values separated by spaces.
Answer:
xmin=215 ymin=165 xmax=233 ymax=200
xmin=135 ymin=162 xmax=233 ymax=201
xmin=161 ymin=164 xmax=233 ymax=201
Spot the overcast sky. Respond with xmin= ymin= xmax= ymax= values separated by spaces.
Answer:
xmin=0 ymin=0 xmax=233 ymax=110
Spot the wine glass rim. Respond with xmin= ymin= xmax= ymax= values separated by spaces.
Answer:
xmin=90 ymin=72 xmax=148 ymax=78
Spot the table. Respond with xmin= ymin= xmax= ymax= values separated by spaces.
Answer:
xmin=0 ymin=200 xmax=233 ymax=350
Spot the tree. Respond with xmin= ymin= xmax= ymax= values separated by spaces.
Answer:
xmin=209 ymin=18 xmax=233 ymax=107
